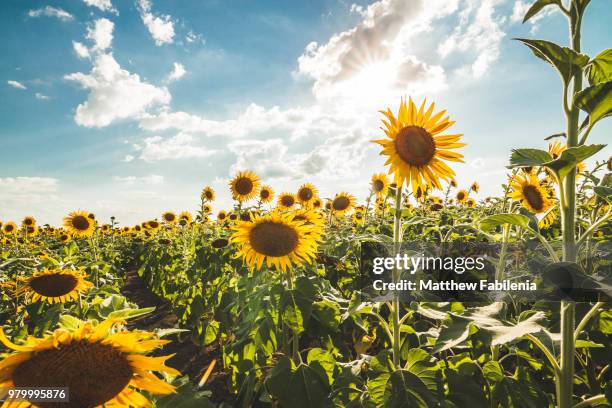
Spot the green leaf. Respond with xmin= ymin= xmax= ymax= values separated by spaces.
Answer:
xmin=108 ymin=306 xmax=155 ymax=320
xmin=58 ymin=315 xmax=84 ymax=330
xmin=383 ymin=369 xmax=436 ymax=407
xmin=515 ymin=38 xmax=589 ymax=86
xmin=522 ymin=0 xmax=560 ymax=23
xmin=479 ymin=214 xmax=531 ymax=231
xmin=574 ymin=81 xmax=612 ymax=127
xmin=432 ymin=316 xmax=471 ymax=353
xmin=307 ymin=348 xmax=336 ymax=384
xmin=586 ymin=49 xmax=612 ymax=85
xmin=508 ymin=148 xmax=553 ymax=168
xmin=546 ymin=144 xmax=606 ymax=180
xmin=483 ymin=361 xmax=504 ymax=383
xmin=266 ymin=358 xmax=333 ymax=408
xmin=594 ymin=186 xmax=612 ymax=201
xmin=446 ymin=368 xmax=489 ymax=407
xmin=153 ymin=376 xmax=215 ymax=408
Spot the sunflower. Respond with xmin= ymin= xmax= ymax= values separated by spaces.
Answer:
xmin=296 ymin=183 xmax=318 ymax=206
xmin=23 ymin=226 xmax=38 ymax=237
xmin=277 ymin=193 xmax=296 ymax=209
xmin=0 ymin=319 xmax=178 ymax=407
xmin=371 ymin=173 xmax=389 ymax=197
xmin=179 ymin=211 xmax=193 ymax=224
xmin=470 ymin=182 xmax=480 ymax=193
xmin=211 ymin=238 xmax=229 ymax=249
xmin=201 ymin=204 xmax=212 ymax=215
xmin=22 ymin=216 xmax=36 ymax=228
xmin=162 ymin=211 xmax=177 ymax=224
xmin=16 ymin=269 xmax=93 ymax=304
xmin=146 ymin=220 xmax=161 ymax=231
xmin=450 ymin=179 xmax=457 ymax=188
xmin=63 ymin=210 xmax=95 ymax=237
xmin=466 ymin=198 xmax=476 ymax=208
xmin=100 ymin=224 xmax=111 ymax=234
xmin=217 ymin=210 xmax=228 ymax=221
xmin=331 ymin=192 xmax=356 ymax=216
xmin=231 ymin=211 xmax=321 ymax=272
xmin=373 ymin=98 xmax=465 ymax=193
xmin=201 ymin=186 xmax=216 ymax=202
xmin=58 ymin=232 xmax=71 ymax=244
xmin=509 ymin=173 xmax=553 ymax=214
xmin=289 ymin=209 xmax=325 ymax=229
xmin=548 ymin=141 xmax=585 ymax=175
xmin=2 ymin=222 xmax=17 ymax=236
xmin=259 ymin=185 xmax=274 ymax=203
xmin=312 ymin=197 xmax=323 ymax=209
xmin=230 ymin=171 xmax=261 ymax=202
xmin=455 ymin=189 xmax=469 ymax=204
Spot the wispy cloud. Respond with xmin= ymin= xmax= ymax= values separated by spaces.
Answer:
xmin=28 ymin=6 xmax=74 ymax=22
xmin=114 ymin=175 xmax=164 ymax=185
xmin=166 ymin=62 xmax=186 ymax=83
xmin=82 ymin=0 xmax=117 ymax=14
xmin=137 ymin=0 xmax=175 ymax=46
xmin=7 ymin=80 xmax=27 ymax=90
xmin=35 ymin=93 xmax=50 ymax=100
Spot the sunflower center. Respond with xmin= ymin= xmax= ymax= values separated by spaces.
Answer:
xmin=29 ymin=274 xmax=79 ymax=297
xmin=164 ymin=213 xmax=176 ymax=222
xmin=281 ymin=196 xmax=295 ymax=207
xmin=235 ymin=177 xmax=254 ymax=195
xmin=298 ymin=188 xmax=313 ymax=201
xmin=6 ymin=225 xmax=14 ymax=232
xmin=212 ymin=238 xmax=229 ymax=248
xmin=332 ymin=197 xmax=350 ymax=211
xmin=71 ymin=216 xmax=91 ymax=231
xmin=394 ymin=126 xmax=436 ymax=167
xmin=261 ymin=189 xmax=270 ymax=199
xmin=205 ymin=191 xmax=213 ymax=199
xmin=523 ymin=185 xmax=544 ymax=211
xmin=249 ymin=221 xmax=299 ymax=257
xmin=373 ymin=180 xmax=384 ymax=192
xmin=12 ymin=342 xmax=133 ymax=408
xmin=457 ymin=192 xmax=465 ymax=201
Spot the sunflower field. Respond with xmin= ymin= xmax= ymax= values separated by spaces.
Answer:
xmin=1 ymin=1 xmax=611 ymax=408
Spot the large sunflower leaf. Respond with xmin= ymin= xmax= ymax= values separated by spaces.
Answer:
xmin=574 ymin=81 xmax=612 ymax=127
xmin=368 ymin=369 xmax=436 ymax=408
xmin=515 ymin=38 xmax=589 ymax=86
xmin=508 ymin=148 xmax=553 ymax=168
xmin=594 ymin=186 xmax=612 ymax=202
xmin=546 ymin=144 xmax=606 ymax=180
xmin=586 ymin=49 xmax=612 ymax=85
xmin=479 ymin=213 xmax=531 ymax=232
xmin=522 ymin=0 xmax=560 ymax=23
xmin=266 ymin=358 xmax=333 ymax=408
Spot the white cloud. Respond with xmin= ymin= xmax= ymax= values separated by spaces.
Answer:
xmin=185 ymin=30 xmax=205 ymax=44
xmin=114 ymin=175 xmax=164 ymax=185
xmin=65 ymin=53 xmax=171 ymax=127
xmin=87 ymin=18 xmax=114 ymax=51
xmin=137 ymin=0 xmax=175 ymax=46
xmin=123 ymin=154 xmax=135 ymax=162
xmin=166 ymin=62 xmax=186 ymax=82
xmin=35 ymin=93 xmax=50 ymax=100
xmin=510 ymin=0 xmax=558 ymax=32
xmin=136 ymin=133 xmax=216 ymax=161
xmin=28 ymin=6 xmax=74 ymax=22
xmin=72 ymin=41 xmax=90 ymax=59
xmin=0 ymin=177 xmax=58 ymax=193
xmin=83 ymin=0 xmax=117 ymax=13
xmin=7 ymin=80 xmax=27 ymax=90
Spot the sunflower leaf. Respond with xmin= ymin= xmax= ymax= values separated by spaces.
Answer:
xmin=515 ymin=38 xmax=589 ymax=86
xmin=586 ymin=49 xmax=612 ymax=86
xmin=545 ymin=144 xmax=606 ymax=180
xmin=479 ymin=214 xmax=531 ymax=232
xmin=574 ymin=81 xmax=612 ymax=127
xmin=522 ymin=0 xmax=560 ymax=24
xmin=508 ymin=148 xmax=553 ymax=168
xmin=594 ymin=186 xmax=612 ymax=202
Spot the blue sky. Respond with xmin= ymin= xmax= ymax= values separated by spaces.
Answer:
xmin=1 ymin=0 xmax=610 ymax=225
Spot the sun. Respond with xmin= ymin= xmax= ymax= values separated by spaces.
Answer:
xmin=0 ymin=319 xmax=178 ymax=407
xmin=373 ymin=98 xmax=465 ymax=194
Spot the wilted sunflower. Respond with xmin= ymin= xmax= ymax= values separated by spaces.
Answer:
xmin=179 ymin=211 xmax=193 ymax=224
xmin=16 ymin=268 xmax=92 ymax=304
xmin=162 ymin=211 xmax=177 ymax=224
xmin=373 ymin=98 xmax=465 ymax=193
xmin=63 ymin=210 xmax=95 ymax=237
xmin=201 ymin=186 xmax=216 ymax=202
xmin=296 ymin=183 xmax=318 ymax=206
xmin=0 ymin=319 xmax=178 ymax=407
xmin=3 ymin=222 xmax=17 ymax=236
xmin=455 ymin=189 xmax=469 ymax=204
xmin=230 ymin=171 xmax=261 ymax=202
xmin=277 ymin=193 xmax=296 ymax=209
xmin=509 ymin=173 xmax=553 ymax=214
xmin=231 ymin=211 xmax=321 ymax=272
xmin=22 ymin=216 xmax=36 ymax=228
xmin=259 ymin=185 xmax=274 ymax=203
xmin=371 ymin=173 xmax=389 ymax=197
xmin=331 ymin=192 xmax=356 ymax=216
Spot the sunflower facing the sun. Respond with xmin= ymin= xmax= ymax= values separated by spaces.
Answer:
xmin=0 ymin=319 xmax=178 ymax=407
xmin=230 ymin=171 xmax=261 ymax=202
xmin=259 ymin=185 xmax=274 ymax=203
xmin=63 ymin=210 xmax=95 ymax=237
xmin=296 ymin=183 xmax=318 ymax=206
xmin=373 ymin=98 xmax=465 ymax=193
xmin=231 ymin=211 xmax=322 ymax=272
xmin=509 ymin=172 xmax=554 ymax=214
xmin=162 ymin=211 xmax=178 ymax=224
xmin=277 ymin=192 xmax=296 ymax=209
xmin=16 ymin=268 xmax=93 ymax=304
xmin=371 ymin=173 xmax=389 ymax=197
xmin=201 ymin=186 xmax=216 ymax=202
xmin=331 ymin=192 xmax=356 ymax=216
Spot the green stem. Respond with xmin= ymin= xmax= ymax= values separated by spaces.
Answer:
xmin=574 ymin=302 xmax=604 ymax=342
xmin=391 ymin=182 xmax=403 ymax=368
xmin=572 ymin=395 xmax=606 ymax=408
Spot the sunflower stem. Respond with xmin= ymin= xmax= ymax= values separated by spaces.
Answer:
xmin=391 ymin=182 xmax=403 ymax=368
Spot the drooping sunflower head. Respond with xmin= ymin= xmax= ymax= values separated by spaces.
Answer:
xmin=331 ymin=192 xmax=356 ymax=216
xmin=371 ymin=173 xmax=389 ymax=197
xmin=277 ymin=193 xmax=296 ymax=209
xmin=179 ymin=211 xmax=193 ymax=224
xmin=259 ymin=185 xmax=274 ymax=203
xmin=22 ymin=216 xmax=36 ymax=228
xmin=230 ymin=171 xmax=261 ymax=202
xmin=450 ymin=179 xmax=457 ymax=188
xmin=373 ymin=98 xmax=465 ymax=194
xmin=0 ymin=319 xmax=179 ymax=407
xmin=16 ymin=268 xmax=93 ymax=304
xmin=2 ymin=221 xmax=17 ymax=236
xmin=230 ymin=211 xmax=322 ymax=272
xmin=162 ymin=211 xmax=177 ymax=224
xmin=63 ymin=210 xmax=95 ymax=237
xmin=296 ymin=183 xmax=318 ymax=205
xmin=470 ymin=182 xmax=480 ymax=193
xmin=455 ymin=189 xmax=469 ymax=203
xmin=201 ymin=186 xmax=216 ymax=202
xmin=508 ymin=173 xmax=553 ymax=214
